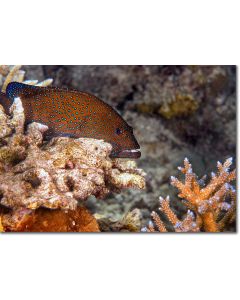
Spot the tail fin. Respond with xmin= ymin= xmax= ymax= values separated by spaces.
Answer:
xmin=0 ymin=92 xmax=11 ymax=114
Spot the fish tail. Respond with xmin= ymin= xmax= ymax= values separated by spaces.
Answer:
xmin=0 ymin=92 xmax=11 ymax=114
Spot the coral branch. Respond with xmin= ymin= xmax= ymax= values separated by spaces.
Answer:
xmin=144 ymin=158 xmax=236 ymax=233
xmin=151 ymin=211 xmax=167 ymax=232
xmin=143 ymin=196 xmax=200 ymax=232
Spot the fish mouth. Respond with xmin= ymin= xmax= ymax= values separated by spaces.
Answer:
xmin=117 ymin=149 xmax=141 ymax=159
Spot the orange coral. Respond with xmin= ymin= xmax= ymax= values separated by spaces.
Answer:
xmin=143 ymin=158 xmax=236 ymax=233
xmin=0 ymin=206 xmax=100 ymax=232
xmin=143 ymin=196 xmax=200 ymax=232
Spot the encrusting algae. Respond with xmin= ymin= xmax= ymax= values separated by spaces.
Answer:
xmin=0 ymin=206 xmax=100 ymax=232
xmin=0 ymin=65 xmax=146 ymax=232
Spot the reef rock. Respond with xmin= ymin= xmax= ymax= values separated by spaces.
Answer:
xmin=0 ymin=98 xmax=146 ymax=212
xmin=0 ymin=206 xmax=100 ymax=232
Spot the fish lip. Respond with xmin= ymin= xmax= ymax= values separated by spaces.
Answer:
xmin=116 ymin=149 xmax=141 ymax=159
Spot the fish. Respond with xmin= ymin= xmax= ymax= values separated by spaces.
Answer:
xmin=0 ymin=82 xmax=141 ymax=158
xmin=0 ymin=91 xmax=11 ymax=114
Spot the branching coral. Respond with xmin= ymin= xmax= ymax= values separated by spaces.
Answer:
xmin=142 ymin=196 xmax=200 ymax=232
xmin=143 ymin=158 xmax=236 ymax=232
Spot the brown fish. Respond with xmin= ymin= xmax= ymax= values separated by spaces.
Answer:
xmin=0 ymin=91 xmax=11 ymax=114
xmin=1 ymin=82 xmax=140 ymax=158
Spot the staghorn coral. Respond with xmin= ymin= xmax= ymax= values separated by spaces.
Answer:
xmin=0 ymin=97 xmax=145 ymax=212
xmin=0 ymin=206 xmax=100 ymax=232
xmin=142 ymin=196 xmax=200 ymax=232
xmin=143 ymin=158 xmax=236 ymax=232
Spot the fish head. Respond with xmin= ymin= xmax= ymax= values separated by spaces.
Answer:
xmin=92 ymin=102 xmax=141 ymax=159
xmin=107 ymin=122 xmax=141 ymax=159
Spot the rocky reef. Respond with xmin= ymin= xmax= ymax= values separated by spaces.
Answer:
xmin=0 ymin=65 xmax=236 ymax=232
xmin=0 ymin=66 xmax=146 ymax=232
xmin=0 ymin=112 xmax=145 ymax=210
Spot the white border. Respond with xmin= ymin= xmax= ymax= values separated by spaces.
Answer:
xmin=0 ymin=1 xmax=239 ymax=300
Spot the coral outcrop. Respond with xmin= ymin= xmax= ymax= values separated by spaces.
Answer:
xmin=0 ymin=65 xmax=146 ymax=232
xmin=96 ymin=208 xmax=142 ymax=232
xmin=0 ymin=97 xmax=145 ymax=211
xmin=0 ymin=206 xmax=100 ymax=232
xmin=143 ymin=158 xmax=236 ymax=232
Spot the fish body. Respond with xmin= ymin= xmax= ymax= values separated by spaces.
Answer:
xmin=1 ymin=82 xmax=140 ymax=158
xmin=0 ymin=92 xmax=11 ymax=114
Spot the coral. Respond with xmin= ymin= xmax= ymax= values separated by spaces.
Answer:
xmin=134 ymin=66 xmax=229 ymax=119
xmin=6 ymin=66 xmax=235 ymax=230
xmin=0 ymin=65 xmax=53 ymax=92
xmin=143 ymin=158 xmax=236 ymax=232
xmin=136 ymin=93 xmax=199 ymax=119
xmin=142 ymin=196 xmax=200 ymax=232
xmin=0 ymin=215 xmax=3 ymax=232
xmin=0 ymin=98 xmax=145 ymax=211
xmin=158 ymin=93 xmax=198 ymax=119
xmin=1 ymin=65 xmax=235 ymax=232
xmin=0 ymin=206 xmax=100 ymax=232
xmin=96 ymin=208 xmax=142 ymax=232
xmin=0 ymin=65 xmax=146 ymax=232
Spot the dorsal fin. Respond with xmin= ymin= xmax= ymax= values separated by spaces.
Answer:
xmin=6 ymin=81 xmax=100 ymax=102
xmin=6 ymin=82 xmax=45 ymax=100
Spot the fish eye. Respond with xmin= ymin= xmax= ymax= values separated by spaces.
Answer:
xmin=115 ymin=128 xmax=122 ymax=135
xmin=129 ymin=126 xmax=133 ymax=132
